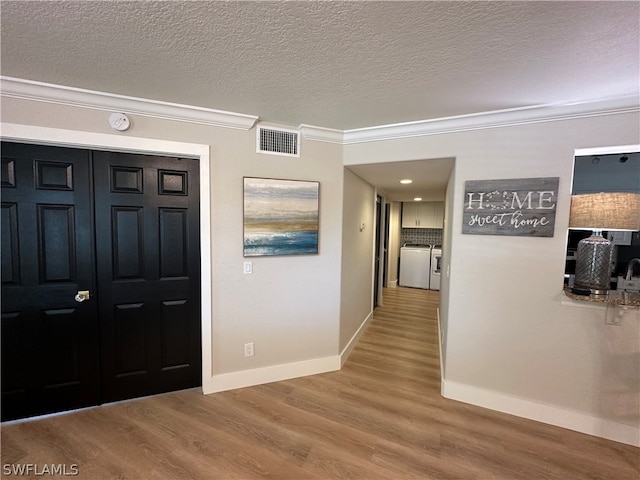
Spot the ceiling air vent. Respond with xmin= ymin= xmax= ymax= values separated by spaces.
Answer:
xmin=257 ymin=126 xmax=300 ymax=157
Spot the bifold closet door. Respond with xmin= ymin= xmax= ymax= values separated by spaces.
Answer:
xmin=92 ymin=151 xmax=201 ymax=403
xmin=1 ymin=143 xmax=100 ymax=421
xmin=1 ymin=143 xmax=202 ymax=421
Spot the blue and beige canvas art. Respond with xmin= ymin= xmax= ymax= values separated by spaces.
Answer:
xmin=243 ymin=177 xmax=319 ymax=256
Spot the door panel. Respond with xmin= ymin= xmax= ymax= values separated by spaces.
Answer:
xmin=159 ymin=208 xmax=189 ymax=278
xmin=113 ymin=302 xmax=147 ymax=376
xmin=38 ymin=204 xmax=76 ymax=282
xmin=112 ymin=206 xmax=144 ymax=279
xmin=1 ymin=311 xmax=26 ymax=394
xmin=93 ymin=151 xmax=201 ymax=403
xmin=40 ymin=307 xmax=83 ymax=387
xmin=160 ymin=300 xmax=190 ymax=369
xmin=1 ymin=203 xmax=20 ymax=284
xmin=1 ymin=143 xmax=100 ymax=421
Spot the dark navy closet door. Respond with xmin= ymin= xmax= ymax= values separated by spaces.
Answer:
xmin=1 ymin=143 xmax=201 ymax=421
xmin=1 ymin=142 xmax=100 ymax=421
xmin=92 ymin=151 xmax=201 ymax=402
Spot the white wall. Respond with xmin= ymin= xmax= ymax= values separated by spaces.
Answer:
xmin=339 ymin=168 xmax=375 ymax=356
xmin=439 ymin=164 xmax=456 ymax=372
xmin=344 ymin=111 xmax=640 ymax=446
xmin=1 ymin=96 xmax=345 ymax=391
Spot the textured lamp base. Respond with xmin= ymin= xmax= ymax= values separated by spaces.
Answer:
xmin=574 ymin=232 xmax=612 ymax=295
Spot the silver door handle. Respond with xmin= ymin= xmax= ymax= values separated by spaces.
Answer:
xmin=75 ymin=290 xmax=90 ymax=303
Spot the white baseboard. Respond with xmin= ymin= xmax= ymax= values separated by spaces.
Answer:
xmin=442 ymin=380 xmax=640 ymax=447
xmin=340 ymin=311 xmax=374 ymax=366
xmin=202 ymin=311 xmax=372 ymax=395
xmin=203 ymin=355 xmax=341 ymax=394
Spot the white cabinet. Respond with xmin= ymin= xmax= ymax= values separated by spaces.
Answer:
xmin=432 ymin=202 xmax=444 ymax=227
xmin=402 ymin=202 xmax=444 ymax=228
xmin=401 ymin=202 xmax=423 ymax=228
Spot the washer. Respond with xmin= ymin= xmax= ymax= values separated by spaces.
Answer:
xmin=399 ymin=244 xmax=431 ymax=289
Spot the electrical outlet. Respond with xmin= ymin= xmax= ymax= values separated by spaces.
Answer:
xmin=244 ymin=342 xmax=254 ymax=357
xmin=243 ymin=261 xmax=252 ymax=274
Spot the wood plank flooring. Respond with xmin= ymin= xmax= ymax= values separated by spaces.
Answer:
xmin=2 ymin=287 xmax=638 ymax=479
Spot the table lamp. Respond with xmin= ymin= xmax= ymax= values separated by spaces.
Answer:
xmin=569 ymin=192 xmax=640 ymax=294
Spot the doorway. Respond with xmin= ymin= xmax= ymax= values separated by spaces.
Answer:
xmin=374 ymin=194 xmax=387 ymax=307
xmin=1 ymin=142 xmax=202 ymax=421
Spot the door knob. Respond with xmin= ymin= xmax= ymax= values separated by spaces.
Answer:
xmin=75 ymin=290 xmax=90 ymax=303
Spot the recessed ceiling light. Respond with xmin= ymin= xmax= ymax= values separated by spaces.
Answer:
xmin=399 ymin=179 xmax=413 ymax=184
xmin=414 ymin=197 xmax=422 ymax=201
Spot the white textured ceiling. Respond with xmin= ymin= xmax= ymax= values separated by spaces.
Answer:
xmin=2 ymin=1 xmax=638 ymax=202
xmin=1 ymin=1 xmax=638 ymax=131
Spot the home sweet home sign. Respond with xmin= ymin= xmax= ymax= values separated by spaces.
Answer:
xmin=463 ymin=177 xmax=559 ymax=237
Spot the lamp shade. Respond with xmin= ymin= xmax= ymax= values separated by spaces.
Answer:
xmin=569 ymin=192 xmax=640 ymax=231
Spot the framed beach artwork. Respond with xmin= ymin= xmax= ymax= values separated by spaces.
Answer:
xmin=243 ymin=177 xmax=319 ymax=256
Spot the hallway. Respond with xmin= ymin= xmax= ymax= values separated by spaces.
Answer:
xmin=1 ymin=287 xmax=638 ymax=479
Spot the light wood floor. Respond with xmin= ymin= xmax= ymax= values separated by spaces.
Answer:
xmin=2 ymin=287 xmax=638 ymax=479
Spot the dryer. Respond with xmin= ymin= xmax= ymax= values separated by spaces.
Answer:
xmin=430 ymin=247 xmax=442 ymax=291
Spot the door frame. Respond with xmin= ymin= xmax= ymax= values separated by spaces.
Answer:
xmin=1 ymin=123 xmax=212 ymax=393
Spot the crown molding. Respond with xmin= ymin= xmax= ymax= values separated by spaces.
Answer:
xmin=299 ymin=124 xmax=344 ymax=144
xmin=342 ymin=96 xmax=640 ymax=145
xmin=0 ymin=76 xmax=259 ymax=130
xmin=2 ymin=76 xmax=637 ymax=143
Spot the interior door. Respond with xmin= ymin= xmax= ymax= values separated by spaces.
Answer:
xmin=1 ymin=143 xmax=202 ymax=421
xmin=1 ymin=143 xmax=100 ymax=421
xmin=93 ymin=151 xmax=201 ymax=402
xmin=374 ymin=195 xmax=382 ymax=307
